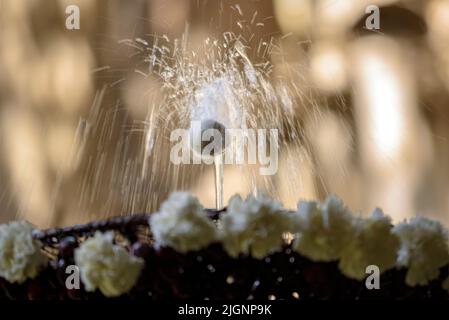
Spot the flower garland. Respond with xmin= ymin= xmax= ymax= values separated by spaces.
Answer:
xmin=1 ymin=192 xmax=448 ymax=296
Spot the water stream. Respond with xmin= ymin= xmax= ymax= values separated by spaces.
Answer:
xmin=214 ymin=153 xmax=224 ymax=210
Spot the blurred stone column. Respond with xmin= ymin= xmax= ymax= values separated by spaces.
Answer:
xmin=351 ymin=34 xmax=433 ymax=221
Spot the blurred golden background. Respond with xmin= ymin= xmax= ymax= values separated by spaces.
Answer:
xmin=1 ymin=0 xmax=449 ymax=228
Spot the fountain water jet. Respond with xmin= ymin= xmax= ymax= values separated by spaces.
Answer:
xmin=189 ymin=118 xmax=227 ymax=209
xmin=108 ymin=24 xmax=314 ymax=214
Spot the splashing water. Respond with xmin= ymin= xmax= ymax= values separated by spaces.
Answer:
xmin=70 ymin=15 xmax=319 ymax=220
xmin=149 ymin=29 xmax=307 ymax=204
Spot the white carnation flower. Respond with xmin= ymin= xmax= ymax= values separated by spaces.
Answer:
xmin=149 ymin=192 xmax=217 ymax=253
xmin=392 ymin=216 xmax=449 ymax=286
xmin=220 ymin=194 xmax=290 ymax=259
xmin=292 ymin=195 xmax=355 ymax=262
xmin=0 ymin=221 xmax=47 ymax=284
xmin=339 ymin=208 xmax=399 ymax=280
xmin=74 ymin=232 xmax=144 ymax=297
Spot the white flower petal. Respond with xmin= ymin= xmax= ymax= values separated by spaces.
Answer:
xmin=392 ymin=216 xmax=449 ymax=286
xmin=292 ymin=195 xmax=355 ymax=262
xmin=339 ymin=208 xmax=399 ymax=280
xmin=220 ymin=194 xmax=290 ymax=259
xmin=0 ymin=221 xmax=47 ymax=284
xmin=74 ymin=232 xmax=144 ymax=297
xmin=149 ymin=192 xmax=217 ymax=253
